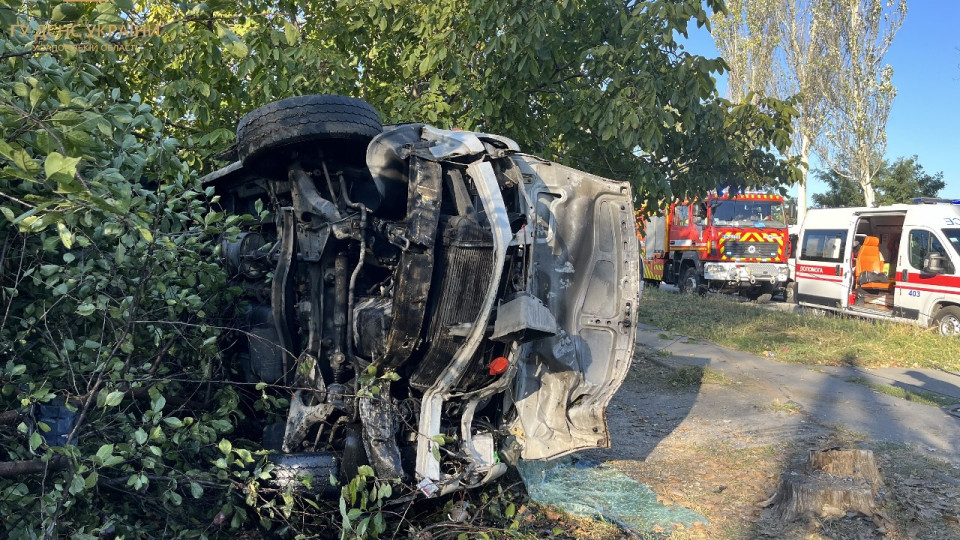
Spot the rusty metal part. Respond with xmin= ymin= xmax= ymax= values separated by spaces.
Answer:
xmin=378 ymin=157 xmax=443 ymax=369
xmin=271 ymin=207 xmax=298 ymax=384
xmin=359 ymin=388 xmax=404 ymax=479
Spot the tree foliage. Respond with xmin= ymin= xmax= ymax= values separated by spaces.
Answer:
xmin=713 ymin=0 xmax=846 ymax=224
xmin=817 ymin=0 xmax=906 ymax=208
xmin=811 ymin=156 xmax=944 ymax=208
xmin=1 ymin=0 xmax=804 ymax=536
xmin=6 ymin=0 xmax=801 ymax=204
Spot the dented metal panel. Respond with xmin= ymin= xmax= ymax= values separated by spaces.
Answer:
xmin=507 ymin=157 xmax=640 ymax=460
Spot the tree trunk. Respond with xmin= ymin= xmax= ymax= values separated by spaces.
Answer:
xmin=765 ymin=448 xmax=883 ymax=522
xmin=797 ymin=134 xmax=811 ymax=224
xmin=861 ymin=170 xmax=876 ymax=207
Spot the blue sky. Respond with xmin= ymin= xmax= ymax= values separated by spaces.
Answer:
xmin=683 ymin=2 xmax=960 ymax=202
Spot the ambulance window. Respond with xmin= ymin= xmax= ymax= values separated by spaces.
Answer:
xmin=944 ymin=229 xmax=960 ymax=257
xmin=908 ymin=230 xmax=950 ymax=272
xmin=800 ymin=229 xmax=847 ymax=262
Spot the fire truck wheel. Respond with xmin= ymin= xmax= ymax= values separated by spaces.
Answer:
xmin=679 ymin=267 xmax=704 ymax=296
xmin=933 ymin=306 xmax=960 ymax=336
xmin=785 ymin=282 xmax=797 ymax=304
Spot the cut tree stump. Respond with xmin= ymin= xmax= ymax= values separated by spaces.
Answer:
xmin=765 ymin=448 xmax=884 ymax=522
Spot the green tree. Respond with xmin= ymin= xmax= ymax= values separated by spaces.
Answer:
xmin=811 ymin=156 xmax=944 ymax=208
xmin=873 ymin=155 xmax=945 ymax=205
xmin=811 ymin=167 xmax=865 ymax=208
xmin=4 ymin=0 xmax=801 ymax=204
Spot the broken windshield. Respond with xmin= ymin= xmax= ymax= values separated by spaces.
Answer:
xmin=710 ymin=200 xmax=786 ymax=228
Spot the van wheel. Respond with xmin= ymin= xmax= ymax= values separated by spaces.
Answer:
xmin=236 ymin=94 xmax=382 ymax=166
xmin=933 ymin=306 xmax=960 ymax=336
xmin=679 ymin=267 xmax=704 ymax=296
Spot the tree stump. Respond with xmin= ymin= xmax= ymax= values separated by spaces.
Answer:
xmin=766 ymin=448 xmax=884 ymax=522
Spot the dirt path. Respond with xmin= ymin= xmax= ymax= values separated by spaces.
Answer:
xmin=577 ymin=329 xmax=960 ymax=539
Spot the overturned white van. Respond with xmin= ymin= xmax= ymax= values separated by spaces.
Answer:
xmin=794 ymin=199 xmax=960 ymax=335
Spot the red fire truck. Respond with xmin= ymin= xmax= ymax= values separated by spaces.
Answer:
xmin=639 ymin=191 xmax=790 ymax=301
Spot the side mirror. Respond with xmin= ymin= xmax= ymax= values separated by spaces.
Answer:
xmin=923 ymin=253 xmax=950 ymax=274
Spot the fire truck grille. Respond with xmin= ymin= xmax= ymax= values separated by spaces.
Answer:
xmin=724 ymin=241 xmax=779 ymax=259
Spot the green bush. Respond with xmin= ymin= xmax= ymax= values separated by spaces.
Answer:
xmin=0 ymin=16 xmax=276 ymax=539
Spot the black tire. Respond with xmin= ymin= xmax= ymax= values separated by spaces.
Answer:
xmin=269 ymin=452 xmax=340 ymax=496
xmin=678 ymin=267 xmax=703 ymax=295
xmin=932 ymin=306 xmax=960 ymax=336
xmin=236 ymin=95 xmax=382 ymax=164
xmin=786 ymin=282 xmax=797 ymax=304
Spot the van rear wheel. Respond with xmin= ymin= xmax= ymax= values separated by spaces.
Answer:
xmin=933 ymin=306 xmax=960 ymax=336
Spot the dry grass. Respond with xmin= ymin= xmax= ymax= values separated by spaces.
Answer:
xmin=638 ymin=287 xmax=960 ymax=372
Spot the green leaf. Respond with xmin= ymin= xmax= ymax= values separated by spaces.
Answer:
xmin=68 ymin=472 xmax=86 ymax=494
xmin=104 ymin=391 xmax=124 ymax=407
xmin=57 ymin=222 xmax=74 ymax=249
xmin=133 ymin=428 xmax=148 ymax=445
xmin=44 ymin=152 xmax=81 ymax=181
xmin=29 ymin=431 xmax=43 ymax=451
xmin=137 ymin=227 xmax=154 ymax=243
xmin=283 ymin=20 xmax=299 ymax=46
xmin=189 ymin=481 xmax=203 ymax=498
xmin=218 ymin=439 xmax=232 ymax=456
xmin=76 ymin=303 xmax=96 ymax=316
xmin=96 ymin=443 xmax=115 ymax=462
xmin=84 ymin=471 xmax=99 ymax=489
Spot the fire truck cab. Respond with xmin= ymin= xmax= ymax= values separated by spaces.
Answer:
xmin=641 ymin=192 xmax=790 ymax=300
xmin=795 ymin=199 xmax=960 ymax=335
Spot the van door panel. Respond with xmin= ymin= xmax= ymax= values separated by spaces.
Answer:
xmin=895 ymin=228 xmax=960 ymax=322
xmin=796 ymin=228 xmax=850 ymax=308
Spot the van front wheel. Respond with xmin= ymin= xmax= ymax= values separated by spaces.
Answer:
xmin=933 ymin=306 xmax=960 ymax=336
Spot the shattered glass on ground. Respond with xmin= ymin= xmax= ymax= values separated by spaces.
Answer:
xmin=518 ymin=456 xmax=706 ymax=535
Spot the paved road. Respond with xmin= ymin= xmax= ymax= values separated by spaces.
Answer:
xmin=634 ymin=323 xmax=960 ymax=466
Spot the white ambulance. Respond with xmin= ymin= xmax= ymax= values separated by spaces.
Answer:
xmin=794 ymin=198 xmax=960 ymax=335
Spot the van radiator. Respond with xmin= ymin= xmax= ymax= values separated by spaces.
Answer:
xmin=409 ymin=216 xmax=494 ymax=390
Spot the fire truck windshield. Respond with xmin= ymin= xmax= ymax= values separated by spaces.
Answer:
xmin=710 ymin=200 xmax=786 ymax=228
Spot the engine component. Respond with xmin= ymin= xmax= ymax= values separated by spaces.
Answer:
xmin=378 ymin=156 xmax=443 ymax=369
xmin=409 ymin=215 xmax=494 ymax=390
xmin=490 ymin=292 xmax=558 ymax=343
xmin=243 ymin=305 xmax=286 ymax=383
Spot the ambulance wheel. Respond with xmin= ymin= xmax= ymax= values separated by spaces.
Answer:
xmin=679 ymin=267 xmax=704 ymax=296
xmin=933 ymin=306 xmax=960 ymax=336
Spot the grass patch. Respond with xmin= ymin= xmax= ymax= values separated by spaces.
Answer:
xmin=669 ymin=365 xmax=731 ymax=386
xmin=767 ymin=399 xmax=803 ymax=414
xmin=638 ymin=287 xmax=960 ymax=371
xmin=845 ymin=377 xmax=960 ymax=407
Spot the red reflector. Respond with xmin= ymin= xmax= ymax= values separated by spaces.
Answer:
xmin=488 ymin=356 xmax=509 ymax=376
